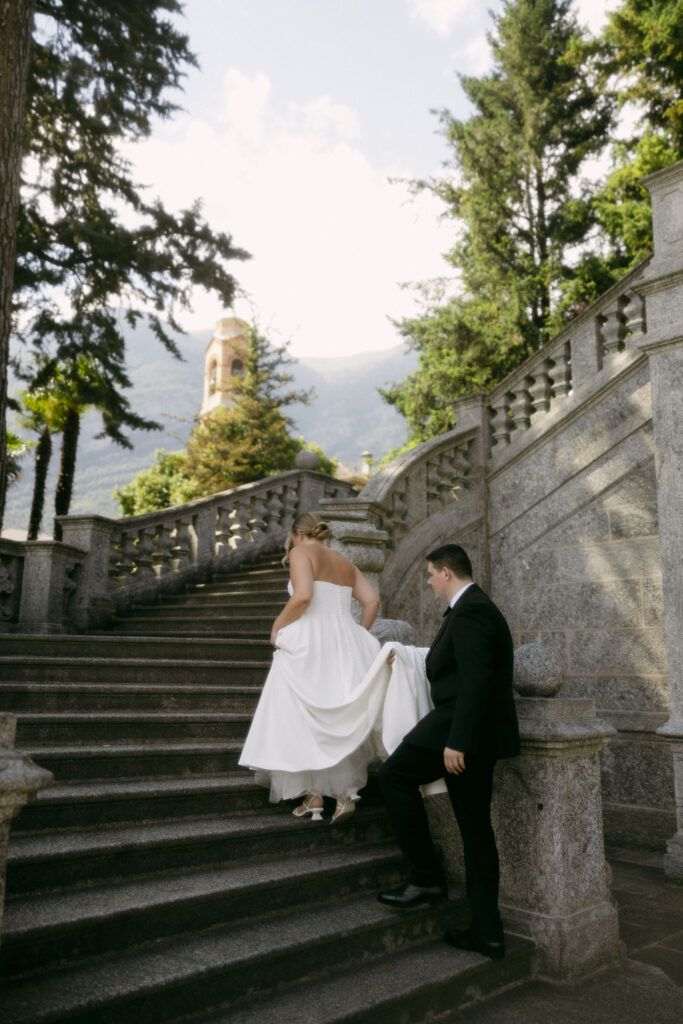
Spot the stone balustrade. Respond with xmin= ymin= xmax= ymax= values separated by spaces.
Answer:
xmin=488 ymin=270 xmax=649 ymax=454
xmin=1 ymin=469 xmax=355 ymax=634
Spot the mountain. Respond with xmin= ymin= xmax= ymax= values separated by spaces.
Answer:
xmin=3 ymin=325 xmax=417 ymax=531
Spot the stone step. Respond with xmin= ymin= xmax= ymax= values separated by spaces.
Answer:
xmin=201 ymin=931 xmax=533 ymax=1024
xmin=1 ymin=844 xmax=403 ymax=981
xmin=6 ymin=803 xmax=396 ymax=896
xmin=205 ymin=567 xmax=289 ymax=585
xmin=0 ymin=658 xmax=269 ymax=685
xmin=108 ymin=625 xmax=270 ymax=640
xmin=112 ymin=605 xmax=274 ymax=624
xmin=15 ymin=739 xmax=246 ymax=784
xmin=0 ymin=682 xmax=262 ymax=713
xmin=158 ymin=588 xmax=286 ymax=605
xmin=0 ymin=889 xmax=507 ymax=1024
xmin=12 ymin=774 xmax=271 ymax=831
xmin=15 ymin=712 xmax=252 ymax=745
xmin=0 ymin=634 xmax=272 ymax=662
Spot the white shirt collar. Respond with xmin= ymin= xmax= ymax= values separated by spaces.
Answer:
xmin=450 ymin=581 xmax=475 ymax=608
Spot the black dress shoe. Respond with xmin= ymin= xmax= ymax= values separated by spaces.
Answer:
xmin=377 ymin=882 xmax=447 ymax=908
xmin=443 ymin=927 xmax=505 ymax=960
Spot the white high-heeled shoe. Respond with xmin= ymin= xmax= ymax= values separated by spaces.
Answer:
xmin=292 ymin=794 xmax=324 ymax=821
xmin=330 ymin=797 xmax=355 ymax=824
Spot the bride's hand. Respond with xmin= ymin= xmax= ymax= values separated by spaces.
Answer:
xmin=386 ymin=650 xmax=395 ymax=666
xmin=270 ymin=625 xmax=279 ymax=647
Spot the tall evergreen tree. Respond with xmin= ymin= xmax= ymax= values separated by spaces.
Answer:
xmin=384 ymin=0 xmax=614 ymax=443
xmin=0 ymin=0 xmax=35 ymax=531
xmin=184 ymin=326 xmax=313 ymax=497
xmin=5 ymin=0 xmax=248 ymax=517
xmin=590 ymin=0 xmax=683 ymax=271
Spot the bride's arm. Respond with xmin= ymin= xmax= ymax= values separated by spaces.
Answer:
xmin=269 ymin=548 xmax=314 ymax=644
xmin=352 ymin=567 xmax=380 ymax=630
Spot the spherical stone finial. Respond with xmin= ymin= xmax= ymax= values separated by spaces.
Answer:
xmin=513 ymin=643 xmax=564 ymax=697
xmin=295 ymin=449 xmax=320 ymax=470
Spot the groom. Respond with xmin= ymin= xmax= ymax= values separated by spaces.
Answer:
xmin=377 ymin=544 xmax=519 ymax=960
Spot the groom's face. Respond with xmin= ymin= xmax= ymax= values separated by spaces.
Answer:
xmin=426 ymin=561 xmax=450 ymax=602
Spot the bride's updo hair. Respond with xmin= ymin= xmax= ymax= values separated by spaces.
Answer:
xmin=283 ymin=512 xmax=332 ymax=564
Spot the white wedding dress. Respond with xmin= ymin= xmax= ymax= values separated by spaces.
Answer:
xmin=239 ymin=579 xmax=441 ymax=803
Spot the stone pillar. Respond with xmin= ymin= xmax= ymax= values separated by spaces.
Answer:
xmin=638 ymin=162 xmax=683 ymax=880
xmin=57 ymin=515 xmax=117 ymax=632
xmin=17 ymin=540 xmax=86 ymax=633
xmin=0 ymin=715 xmax=53 ymax=949
xmin=428 ymin=644 xmax=622 ymax=981
xmin=319 ymin=496 xmax=412 ymax=642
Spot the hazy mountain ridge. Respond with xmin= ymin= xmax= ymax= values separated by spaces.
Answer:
xmin=4 ymin=326 xmax=416 ymax=530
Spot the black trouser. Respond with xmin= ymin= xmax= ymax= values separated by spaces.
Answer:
xmin=379 ymin=741 xmax=503 ymax=942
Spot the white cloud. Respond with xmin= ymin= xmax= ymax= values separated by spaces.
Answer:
xmin=454 ymin=34 xmax=492 ymax=76
xmin=126 ymin=70 xmax=451 ymax=358
xmin=573 ymin=0 xmax=620 ymax=33
xmin=407 ymin=0 xmax=469 ymax=37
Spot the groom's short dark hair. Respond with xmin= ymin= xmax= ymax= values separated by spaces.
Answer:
xmin=426 ymin=544 xmax=473 ymax=579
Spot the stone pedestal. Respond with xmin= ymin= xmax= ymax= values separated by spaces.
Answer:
xmin=319 ymin=498 xmax=390 ymax=609
xmin=17 ymin=540 xmax=86 ymax=633
xmin=639 ymin=163 xmax=683 ymax=881
xmin=427 ymin=643 xmax=622 ymax=981
xmin=58 ymin=515 xmax=117 ymax=632
xmin=0 ymin=715 xmax=53 ymax=949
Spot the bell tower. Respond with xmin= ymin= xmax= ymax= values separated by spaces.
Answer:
xmin=200 ymin=317 xmax=249 ymax=419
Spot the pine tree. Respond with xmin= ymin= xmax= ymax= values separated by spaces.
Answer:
xmin=384 ymin=0 xmax=614 ymax=443
xmin=5 ymin=1 xmax=248 ymax=517
xmin=590 ymin=0 xmax=683 ymax=271
xmin=0 ymin=0 xmax=35 ymax=531
xmin=184 ymin=326 xmax=313 ymax=496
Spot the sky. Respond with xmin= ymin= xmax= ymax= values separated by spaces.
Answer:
xmin=127 ymin=0 xmax=619 ymax=358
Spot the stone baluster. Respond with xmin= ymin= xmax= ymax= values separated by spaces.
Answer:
xmin=115 ymin=530 xmax=138 ymax=585
xmin=599 ymin=303 xmax=626 ymax=358
xmin=528 ymin=360 xmax=553 ymax=416
xmin=151 ymin=522 xmax=175 ymax=577
xmin=134 ymin=527 xmax=157 ymax=581
xmin=451 ymin=441 xmax=471 ymax=490
xmin=228 ymin=501 xmax=250 ymax=549
xmin=0 ymin=715 xmax=53 ymax=951
xmin=248 ymin=493 xmax=268 ymax=545
xmin=490 ymin=393 xmax=512 ymax=445
xmin=281 ymin=485 xmax=299 ymax=533
xmin=264 ymin=488 xmax=284 ymax=541
xmin=509 ymin=380 xmax=533 ymax=432
xmin=0 ymin=552 xmax=22 ymax=626
xmin=550 ymin=340 xmax=572 ymax=398
xmin=170 ymin=520 xmax=192 ymax=570
xmin=215 ymin=505 xmax=233 ymax=556
xmin=108 ymin=532 xmax=122 ymax=587
xmin=622 ymin=288 xmax=647 ymax=344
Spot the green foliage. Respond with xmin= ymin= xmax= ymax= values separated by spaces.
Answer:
xmin=588 ymin=0 xmax=683 ymax=270
xmin=299 ymin=441 xmax=337 ymax=477
xmin=385 ymin=0 xmax=614 ymax=442
xmin=5 ymin=431 xmax=30 ymax=488
xmin=114 ymin=450 xmax=196 ymax=516
xmin=12 ymin=0 xmax=248 ymax=451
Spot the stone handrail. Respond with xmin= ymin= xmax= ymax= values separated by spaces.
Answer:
xmin=48 ymin=469 xmax=356 ymax=631
xmin=487 ymin=260 xmax=650 ymax=455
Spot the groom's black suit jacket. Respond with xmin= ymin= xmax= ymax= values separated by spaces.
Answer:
xmin=405 ymin=583 xmax=520 ymax=760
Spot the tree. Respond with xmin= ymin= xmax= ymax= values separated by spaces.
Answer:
xmin=5 ymin=0 xmax=248 ymax=517
xmin=19 ymin=386 xmax=61 ymax=540
xmin=114 ymin=449 xmax=196 ymax=517
xmin=589 ymin=0 xmax=683 ymax=270
xmin=0 ymin=0 xmax=35 ymax=532
xmin=384 ymin=0 xmax=614 ymax=442
xmin=184 ymin=326 xmax=313 ymax=496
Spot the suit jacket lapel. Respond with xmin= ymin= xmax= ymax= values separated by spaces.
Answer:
xmin=428 ymin=606 xmax=453 ymax=655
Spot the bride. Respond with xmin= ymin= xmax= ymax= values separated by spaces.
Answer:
xmin=238 ymin=511 xmax=385 ymax=824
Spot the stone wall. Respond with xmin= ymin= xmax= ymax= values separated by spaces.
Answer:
xmin=362 ymin=160 xmax=683 ymax=854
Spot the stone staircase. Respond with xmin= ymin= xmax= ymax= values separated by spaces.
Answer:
xmin=0 ymin=554 xmax=534 ymax=1022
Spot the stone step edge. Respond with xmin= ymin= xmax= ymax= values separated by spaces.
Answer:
xmin=2 ymin=843 xmax=401 ymax=942
xmin=198 ymin=933 xmax=534 ymax=1024
xmin=0 ymin=656 xmax=271 ymax=668
xmin=28 ymin=773 xmax=260 ymax=806
xmin=7 ymin=803 xmax=391 ymax=863
xmin=0 ymin=683 xmax=262 ymax=694
xmin=17 ymin=712 xmax=252 ymax=723
xmin=0 ymin=891 xmax=474 ymax=1024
